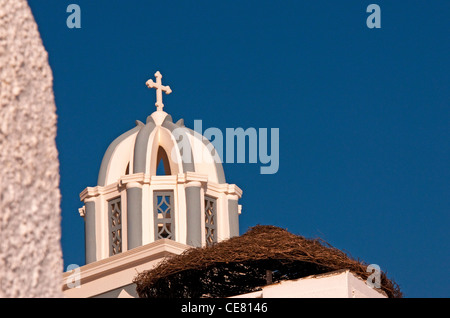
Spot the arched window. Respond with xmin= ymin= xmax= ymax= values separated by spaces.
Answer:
xmin=156 ymin=146 xmax=171 ymax=175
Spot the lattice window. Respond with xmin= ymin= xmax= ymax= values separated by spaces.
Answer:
xmin=108 ymin=197 xmax=122 ymax=256
xmin=204 ymin=196 xmax=217 ymax=246
xmin=154 ymin=191 xmax=174 ymax=240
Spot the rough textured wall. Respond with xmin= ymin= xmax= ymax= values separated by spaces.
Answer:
xmin=0 ymin=0 xmax=63 ymax=297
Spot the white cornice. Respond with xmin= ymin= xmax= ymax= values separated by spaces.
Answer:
xmin=207 ymin=182 xmax=243 ymax=198
xmin=62 ymin=239 xmax=189 ymax=296
xmin=184 ymin=171 xmax=208 ymax=183
xmin=118 ymin=172 xmax=148 ymax=189
xmin=80 ymin=172 xmax=242 ymax=201
xmin=79 ymin=183 xmax=119 ymax=201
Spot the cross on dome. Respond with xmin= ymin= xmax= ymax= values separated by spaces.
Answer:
xmin=146 ymin=71 xmax=172 ymax=111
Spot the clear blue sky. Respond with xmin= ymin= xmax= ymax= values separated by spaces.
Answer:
xmin=27 ymin=1 xmax=449 ymax=297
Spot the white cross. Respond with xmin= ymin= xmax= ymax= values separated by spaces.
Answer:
xmin=146 ymin=71 xmax=172 ymax=111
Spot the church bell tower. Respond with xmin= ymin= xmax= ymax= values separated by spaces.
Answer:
xmin=78 ymin=71 xmax=243 ymax=265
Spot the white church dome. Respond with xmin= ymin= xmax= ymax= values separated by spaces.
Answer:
xmin=97 ymin=110 xmax=226 ymax=187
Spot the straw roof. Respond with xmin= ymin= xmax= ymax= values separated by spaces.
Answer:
xmin=134 ymin=225 xmax=402 ymax=298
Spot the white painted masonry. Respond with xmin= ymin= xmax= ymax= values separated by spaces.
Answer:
xmin=230 ymin=270 xmax=387 ymax=298
xmin=0 ymin=0 xmax=63 ymax=297
xmin=62 ymin=239 xmax=188 ymax=298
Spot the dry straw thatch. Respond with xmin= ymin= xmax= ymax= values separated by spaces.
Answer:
xmin=134 ymin=225 xmax=402 ymax=298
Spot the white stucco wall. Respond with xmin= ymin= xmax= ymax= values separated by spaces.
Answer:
xmin=230 ymin=270 xmax=387 ymax=298
xmin=0 ymin=0 xmax=63 ymax=297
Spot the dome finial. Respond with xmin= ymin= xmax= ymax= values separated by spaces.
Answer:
xmin=146 ymin=71 xmax=172 ymax=111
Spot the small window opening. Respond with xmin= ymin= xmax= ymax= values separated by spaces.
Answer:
xmin=156 ymin=147 xmax=171 ymax=175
